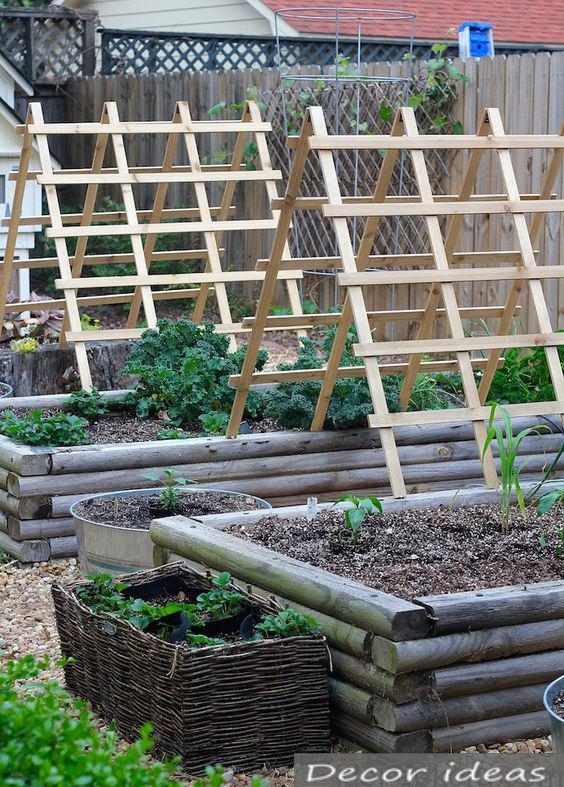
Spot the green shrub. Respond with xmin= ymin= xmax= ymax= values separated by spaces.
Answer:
xmin=67 ymin=387 xmax=110 ymax=419
xmin=486 ymin=341 xmax=564 ymax=404
xmin=0 ymin=654 xmax=179 ymax=785
xmin=262 ymin=326 xmax=461 ymax=430
xmin=123 ymin=319 xmax=266 ymax=425
xmin=0 ymin=410 xmax=89 ymax=446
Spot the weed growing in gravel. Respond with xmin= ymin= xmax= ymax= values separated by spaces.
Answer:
xmin=0 ymin=409 xmax=89 ymax=446
xmin=483 ymin=403 xmax=549 ymax=534
xmin=333 ymin=494 xmax=383 ymax=545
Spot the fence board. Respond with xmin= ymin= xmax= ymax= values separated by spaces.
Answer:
xmin=52 ymin=53 xmax=563 ymax=330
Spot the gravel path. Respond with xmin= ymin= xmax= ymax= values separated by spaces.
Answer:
xmin=0 ymin=558 xmax=553 ymax=773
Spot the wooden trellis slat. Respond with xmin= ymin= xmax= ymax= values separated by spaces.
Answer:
xmin=1 ymin=100 xmax=304 ymax=387
xmin=228 ymin=106 xmax=564 ymax=498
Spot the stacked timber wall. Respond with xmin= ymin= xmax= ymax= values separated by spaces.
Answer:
xmin=151 ymin=515 xmax=564 ymax=752
xmin=0 ymin=395 xmax=561 ymax=562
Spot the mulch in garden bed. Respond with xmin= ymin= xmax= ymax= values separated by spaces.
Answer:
xmin=74 ymin=490 xmax=265 ymax=529
xmin=229 ymin=504 xmax=564 ymax=600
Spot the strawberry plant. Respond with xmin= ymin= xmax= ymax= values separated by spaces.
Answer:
xmin=0 ymin=409 xmax=89 ymax=446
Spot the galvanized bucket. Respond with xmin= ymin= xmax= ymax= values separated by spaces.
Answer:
xmin=543 ymin=675 xmax=564 ymax=752
xmin=0 ymin=382 xmax=13 ymax=399
xmin=71 ymin=487 xmax=271 ymax=576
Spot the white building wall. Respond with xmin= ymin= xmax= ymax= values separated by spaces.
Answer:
xmin=89 ymin=0 xmax=273 ymax=35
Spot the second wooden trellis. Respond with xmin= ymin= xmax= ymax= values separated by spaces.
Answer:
xmin=228 ymin=106 xmax=564 ymax=497
xmin=0 ymin=100 xmax=304 ymax=388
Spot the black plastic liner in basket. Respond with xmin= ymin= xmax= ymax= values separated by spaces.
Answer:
xmin=51 ymin=561 xmax=332 ymax=773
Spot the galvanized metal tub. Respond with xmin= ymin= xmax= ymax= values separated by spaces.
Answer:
xmin=544 ymin=675 xmax=564 ymax=752
xmin=71 ymin=488 xmax=271 ymax=575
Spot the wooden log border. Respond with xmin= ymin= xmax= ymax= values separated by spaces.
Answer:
xmin=150 ymin=510 xmax=564 ymax=753
xmin=0 ymin=393 xmax=560 ymax=571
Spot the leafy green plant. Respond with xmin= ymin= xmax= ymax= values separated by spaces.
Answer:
xmin=199 ymin=411 xmax=229 ymax=435
xmin=80 ymin=313 xmax=101 ymax=331
xmin=141 ymin=468 xmax=196 ymax=510
xmin=156 ymin=427 xmax=189 ymax=440
xmin=9 ymin=336 xmax=38 ymax=353
xmin=123 ymin=319 xmax=266 ymax=425
xmin=334 ymin=495 xmax=383 ymax=544
xmin=196 ymin=571 xmax=247 ymax=620
xmin=185 ymin=633 xmax=228 ymax=648
xmin=539 ymin=527 xmax=564 ymax=557
xmin=68 ymin=387 xmax=110 ymax=419
xmin=482 ymin=403 xmax=548 ymax=534
xmin=262 ymin=326 xmax=459 ymax=430
xmin=0 ymin=654 xmax=179 ymax=785
xmin=254 ymin=609 xmax=320 ymax=638
xmin=486 ymin=341 xmax=564 ymax=404
xmin=0 ymin=409 xmax=89 ymax=446
xmin=193 ymin=764 xmax=268 ymax=787
xmin=535 ymin=487 xmax=564 ymax=516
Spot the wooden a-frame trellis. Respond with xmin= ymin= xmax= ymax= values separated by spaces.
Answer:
xmin=228 ymin=106 xmax=564 ymax=498
xmin=0 ymin=100 xmax=304 ymax=388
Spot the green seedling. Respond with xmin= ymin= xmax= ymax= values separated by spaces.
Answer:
xmin=535 ymin=487 xmax=564 ymax=516
xmin=196 ymin=572 xmax=246 ymax=620
xmin=199 ymin=411 xmax=229 ymax=435
xmin=141 ymin=468 xmax=196 ymax=510
xmin=68 ymin=387 xmax=109 ymax=419
xmin=334 ymin=494 xmax=383 ymax=545
xmin=539 ymin=528 xmax=564 ymax=558
xmin=0 ymin=409 xmax=89 ymax=447
xmin=482 ymin=403 xmax=548 ymax=534
xmin=254 ymin=609 xmax=320 ymax=639
xmin=156 ymin=427 xmax=188 ymax=440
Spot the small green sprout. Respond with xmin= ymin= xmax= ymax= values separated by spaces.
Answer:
xmin=334 ymin=494 xmax=383 ymax=544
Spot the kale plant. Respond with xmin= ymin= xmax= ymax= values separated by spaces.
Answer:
xmin=262 ymin=325 xmax=460 ymax=430
xmin=123 ymin=319 xmax=266 ymax=425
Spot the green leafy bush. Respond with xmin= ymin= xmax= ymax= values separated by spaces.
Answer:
xmin=123 ymin=319 xmax=266 ymax=425
xmin=0 ymin=410 xmax=89 ymax=446
xmin=67 ymin=387 xmax=110 ymax=419
xmin=262 ymin=326 xmax=460 ymax=430
xmin=0 ymin=654 xmax=179 ymax=785
xmin=486 ymin=342 xmax=564 ymax=404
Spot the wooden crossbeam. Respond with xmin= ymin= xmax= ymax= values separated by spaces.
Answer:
xmin=229 ymin=104 xmax=564 ymax=500
xmin=4 ymin=99 xmax=304 ymax=386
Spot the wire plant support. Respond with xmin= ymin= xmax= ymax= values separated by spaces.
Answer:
xmin=274 ymin=7 xmax=416 ymax=307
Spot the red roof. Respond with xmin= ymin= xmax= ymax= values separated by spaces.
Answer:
xmin=267 ymin=2 xmax=564 ymax=46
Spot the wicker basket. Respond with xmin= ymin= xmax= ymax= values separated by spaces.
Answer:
xmin=51 ymin=562 xmax=331 ymax=772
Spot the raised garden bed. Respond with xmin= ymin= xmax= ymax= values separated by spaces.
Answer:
xmin=0 ymin=391 xmax=561 ymax=562
xmin=52 ymin=561 xmax=331 ymax=772
xmin=149 ymin=490 xmax=564 ymax=753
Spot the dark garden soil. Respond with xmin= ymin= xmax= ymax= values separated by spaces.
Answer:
xmin=74 ymin=490 xmax=266 ymax=529
xmin=229 ymin=504 xmax=564 ymax=600
xmin=2 ymin=409 xmax=282 ymax=444
xmin=551 ymin=691 xmax=564 ymax=719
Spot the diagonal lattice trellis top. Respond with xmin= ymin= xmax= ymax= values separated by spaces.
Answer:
xmin=228 ymin=106 xmax=564 ymax=497
xmin=0 ymin=100 xmax=304 ymax=389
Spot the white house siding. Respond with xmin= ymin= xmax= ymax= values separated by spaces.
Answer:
xmin=89 ymin=0 xmax=274 ymax=36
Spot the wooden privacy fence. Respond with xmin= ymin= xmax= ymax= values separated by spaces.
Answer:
xmin=1 ymin=99 xmax=303 ymax=388
xmin=227 ymin=106 xmax=564 ymax=498
xmin=52 ymin=52 xmax=564 ymax=331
